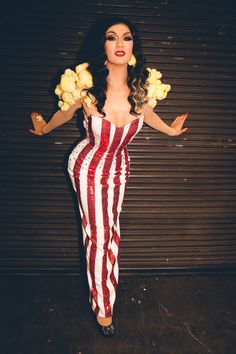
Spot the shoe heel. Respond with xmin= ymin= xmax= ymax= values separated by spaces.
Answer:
xmin=95 ymin=319 xmax=116 ymax=337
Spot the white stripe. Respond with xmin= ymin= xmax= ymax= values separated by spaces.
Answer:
xmin=83 ymin=232 xmax=93 ymax=302
xmin=67 ymin=138 xmax=89 ymax=191
xmin=85 ymin=117 xmax=106 ymax=315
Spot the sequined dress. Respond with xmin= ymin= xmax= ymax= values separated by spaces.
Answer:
xmin=67 ymin=111 xmax=144 ymax=317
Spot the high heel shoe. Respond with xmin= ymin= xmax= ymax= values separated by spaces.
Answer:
xmin=95 ymin=317 xmax=117 ymax=337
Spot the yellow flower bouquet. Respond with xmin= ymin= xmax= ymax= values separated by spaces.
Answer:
xmin=145 ymin=67 xmax=171 ymax=108
xmin=54 ymin=62 xmax=94 ymax=111
xmin=55 ymin=62 xmax=171 ymax=111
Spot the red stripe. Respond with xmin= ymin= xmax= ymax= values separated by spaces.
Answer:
xmin=100 ymin=127 xmax=124 ymax=317
xmin=112 ymin=122 xmax=139 ymax=222
xmin=108 ymin=136 xmax=124 ymax=292
xmin=87 ymin=118 xmax=111 ymax=313
xmin=109 ymin=123 xmax=140 ymax=286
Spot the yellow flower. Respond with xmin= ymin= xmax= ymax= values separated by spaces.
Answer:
xmin=72 ymin=88 xmax=82 ymax=100
xmin=147 ymin=83 xmax=160 ymax=98
xmin=146 ymin=66 xmax=171 ymax=108
xmin=157 ymin=84 xmax=171 ymax=100
xmin=60 ymin=75 xmax=76 ymax=92
xmin=55 ymin=62 xmax=170 ymax=112
xmin=162 ymin=83 xmax=171 ymax=92
xmin=75 ymin=62 xmax=93 ymax=88
xmin=58 ymin=100 xmax=70 ymax=111
xmin=61 ymin=92 xmax=75 ymax=105
xmin=64 ymin=69 xmax=78 ymax=81
xmin=55 ymin=62 xmax=94 ymax=111
xmin=64 ymin=68 xmax=73 ymax=76
xmin=55 ymin=84 xmax=62 ymax=97
xmin=77 ymin=70 xmax=93 ymax=89
xmin=147 ymin=67 xmax=162 ymax=82
xmin=75 ymin=62 xmax=89 ymax=73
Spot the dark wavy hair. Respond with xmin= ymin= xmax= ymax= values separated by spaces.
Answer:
xmin=77 ymin=16 xmax=150 ymax=117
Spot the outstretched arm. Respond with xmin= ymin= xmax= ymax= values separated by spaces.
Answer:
xmin=29 ymin=98 xmax=82 ymax=135
xmin=142 ymin=103 xmax=188 ymax=136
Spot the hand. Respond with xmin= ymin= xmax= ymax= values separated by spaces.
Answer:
xmin=28 ymin=112 xmax=47 ymax=135
xmin=170 ymin=113 xmax=189 ymax=136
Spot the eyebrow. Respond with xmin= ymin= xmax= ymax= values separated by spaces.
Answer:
xmin=106 ymin=31 xmax=132 ymax=35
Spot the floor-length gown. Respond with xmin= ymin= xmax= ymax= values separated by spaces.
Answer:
xmin=67 ymin=110 xmax=144 ymax=318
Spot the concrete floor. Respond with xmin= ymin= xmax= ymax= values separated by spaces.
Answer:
xmin=0 ymin=273 xmax=235 ymax=354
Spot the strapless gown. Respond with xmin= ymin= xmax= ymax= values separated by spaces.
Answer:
xmin=67 ymin=111 xmax=144 ymax=318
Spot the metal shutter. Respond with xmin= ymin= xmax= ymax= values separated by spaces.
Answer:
xmin=1 ymin=0 xmax=236 ymax=273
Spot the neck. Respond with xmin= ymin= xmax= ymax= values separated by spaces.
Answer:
xmin=106 ymin=62 xmax=128 ymax=89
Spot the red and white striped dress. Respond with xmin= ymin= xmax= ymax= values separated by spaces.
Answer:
xmin=67 ymin=111 xmax=144 ymax=318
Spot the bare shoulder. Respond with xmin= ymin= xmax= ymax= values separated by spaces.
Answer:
xmin=74 ymin=97 xmax=83 ymax=109
xmin=142 ymin=103 xmax=154 ymax=116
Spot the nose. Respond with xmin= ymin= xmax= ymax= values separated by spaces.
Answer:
xmin=117 ymin=37 xmax=124 ymax=47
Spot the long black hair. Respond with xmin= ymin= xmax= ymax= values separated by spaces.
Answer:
xmin=77 ymin=16 xmax=149 ymax=117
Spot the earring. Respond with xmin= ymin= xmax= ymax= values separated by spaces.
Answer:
xmin=128 ymin=54 xmax=136 ymax=66
xmin=104 ymin=60 xmax=107 ymax=65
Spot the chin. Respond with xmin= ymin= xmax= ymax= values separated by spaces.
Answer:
xmin=111 ymin=58 xmax=128 ymax=65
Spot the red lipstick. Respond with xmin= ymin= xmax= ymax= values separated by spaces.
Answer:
xmin=115 ymin=50 xmax=125 ymax=56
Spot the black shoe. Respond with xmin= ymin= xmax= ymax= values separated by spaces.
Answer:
xmin=96 ymin=320 xmax=116 ymax=337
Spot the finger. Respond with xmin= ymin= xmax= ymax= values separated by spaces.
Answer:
xmin=31 ymin=112 xmax=39 ymax=119
xmin=175 ymin=113 xmax=188 ymax=121
xmin=178 ymin=116 xmax=188 ymax=125
xmin=28 ymin=129 xmax=41 ymax=135
xmin=174 ymin=128 xmax=188 ymax=136
xmin=177 ymin=114 xmax=188 ymax=121
xmin=28 ymin=129 xmax=37 ymax=134
xmin=31 ymin=115 xmax=44 ymax=130
xmin=179 ymin=128 xmax=188 ymax=135
xmin=173 ymin=116 xmax=181 ymax=123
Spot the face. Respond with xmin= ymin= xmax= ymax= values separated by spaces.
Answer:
xmin=104 ymin=23 xmax=134 ymax=65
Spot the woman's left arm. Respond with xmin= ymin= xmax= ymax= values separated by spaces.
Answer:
xmin=142 ymin=104 xmax=189 ymax=136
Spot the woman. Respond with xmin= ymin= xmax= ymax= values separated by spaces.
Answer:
xmin=29 ymin=16 xmax=188 ymax=336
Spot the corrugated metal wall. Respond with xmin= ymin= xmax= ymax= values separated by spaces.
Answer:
xmin=1 ymin=0 xmax=236 ymax=273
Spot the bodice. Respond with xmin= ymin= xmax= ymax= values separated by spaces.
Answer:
xmin=82 ymin=112 xmax=144 ymax=155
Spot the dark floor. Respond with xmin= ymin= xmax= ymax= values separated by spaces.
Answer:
xmin=0 ymin=273 xmax=235 ymax=354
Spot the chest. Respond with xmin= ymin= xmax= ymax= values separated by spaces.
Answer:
xmin=103 ymin=94 xmax=134 ymax=120
xmin=94 ymin=91 xmax=142 ymax=123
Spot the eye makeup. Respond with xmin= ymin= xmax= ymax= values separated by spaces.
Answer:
xmin=106 ymin=35 xmax=133 ymax=41
xmin=105 ymin=30 xmax=133 ymax=41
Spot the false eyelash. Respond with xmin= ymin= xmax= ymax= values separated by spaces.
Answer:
xmin=106 ymin=36 xmax=133 ymax=41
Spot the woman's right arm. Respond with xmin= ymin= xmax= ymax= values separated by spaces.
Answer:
xmin=29 ymin=98 xmax=82 ymax=135
xmin=42 ymin=99 xmax=82 ymax=134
